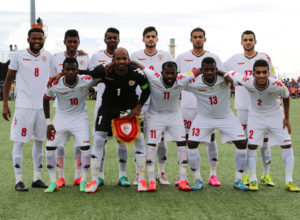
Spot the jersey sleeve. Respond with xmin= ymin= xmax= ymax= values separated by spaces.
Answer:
xmin=44 ymin=86 xmax=55 ymax=99
xmin=142 ymin=68 xmax=157 ymax=82
xmin=177 ymin=71 xmax=197 ymax=86
xmin=264 ymin=53 xmax=276 ymax=79
xmin=227 ymin=71 xmax=251 ymax=87
xmin=8 ymin=52 xmax=19 ymax=71
xmin=272 ymin=80 xmax=290 ymax=98
xmin=135 ymin=68 xmax=150 ymax=105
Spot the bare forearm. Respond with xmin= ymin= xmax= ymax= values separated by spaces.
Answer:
xmin=43 ymin=97 xmax=51 ymax=119
xmin=283 ymin=97 xmax=289 ymax=119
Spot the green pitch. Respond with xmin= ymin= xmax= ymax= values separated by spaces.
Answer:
xmin=0 ymin=100 xmax=299 ymax=219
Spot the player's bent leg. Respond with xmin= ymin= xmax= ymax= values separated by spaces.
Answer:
xmin=80 ymin=146 xmax=91 ymax=192
xmin=156 ymin=139 xmax=169 ymax=185
xmin=233 ymin=140 xmax=249 ymax=191
xmin=281 ymin=145 xmax=300 ymax=192
xmin=74 ymin=146 xmax=82 ymax=185
xmin=187 ymin=141 xmax=203 ymax=191
xmin=117 ymin=142 xmax=130 ymax=187
xmin=45 ymin=146 xmax=58 ymax=193
xmin=12 ymin=141 xmax=28 ymax=191
xmin=31 ymin=140 xmax=47 ymax=188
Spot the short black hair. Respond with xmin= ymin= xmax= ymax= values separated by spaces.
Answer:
xmin=162 ymin=61 xmax=177 ymax=71
xmin=105 ymin=27 xmax=119 ymax=38
xmin=64 ymin=29 xmax=79 ymax=40
xmin=191 ymin=27 xmax=205 ymax=37
xmin=143 ymin=26 xmax=158 ymax=37
xmin=242 ymin=30 xmax=256 ymax=40
xmin=201 ymin=57 xmax=216 ymax=66
xmin=253 ymin=59 xmax=269 ymax=72
xmin=63 ymin=57 xmax=78 ymax=69
xmin=28 ymin=28 xmax=44 ymax=37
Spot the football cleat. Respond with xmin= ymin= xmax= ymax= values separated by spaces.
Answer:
xmin=285 ymin=182 xmax=300 ymax=192
xmin=208 ymin=175 xmax=221 ymax=186
xmin=249 ymin=180 xmax=258 ymax=191
xmin=156 ymin=172 xmax=170 ymax=185
xmin=174 ymin=177 xmax=189 ymax=186
xmin=233 ymin=179 xmax=249 ymax=191
xmin=261 ymin=174 xmax=275 ymax=186
xmin=178 ymin=180 xmax=191 ymax=191
xmin=56 ymin=177 xmax=65 ymax=188
xmin=133 ymin=172 xmax=139 ymax=186
xmin=242 ymin=174 xmax=250 ymax=186
xmin=85 ymin=180 xmax=100 ymax=193
xmin=147 ymin=180 xmax=157 ymax=192
xmin=73 ymin=176 xmax=81 ymax=185
xmin=118 ymin=176 xmax=131 ymax=187
xmin=32 ymin=179 xmax=48 ymax=188
xmin=15 ymin=181 xmax=28 ymax=192
xmin=138 ymin=179 xmax=147 ymax=192
xmin=44 ymin=182 xmax=58 ymax=193
xmin=191 ymin=179 xmax=203 ymax=191
xmin=80 ymin=181 xmax=87 ymax=192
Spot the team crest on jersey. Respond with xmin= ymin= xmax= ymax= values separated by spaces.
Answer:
xmin=42 ymin=56 xmax=47 ymax=62
xmin=79 ymin=60 xmax=85 ymax=65
xmin=268 ymin=92 xmax=275 ymax=96
xmin=219 ymin=82 xmax=227 ymax=89
xmin=158 ymin=54 xmax=164 ymax=61
xmin=173 ymin=85 xmax=181 ymax=89
xmin=128 ymin=80 xmax=136 ymax=86
xmin=80 ymin=86 xmax=87 ymax=92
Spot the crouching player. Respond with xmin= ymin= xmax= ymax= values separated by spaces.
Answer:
xmin=226 ymin=59 xmax=299 ymax=191
xmin=186 ymin=57 xmax=248 ymax=190
xmin=43 ymin=57 xmax=97 ymax=192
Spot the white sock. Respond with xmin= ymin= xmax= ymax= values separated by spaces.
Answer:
xmin=91 ymin=131 xmax=106 ymax=180
xmin=32 ymin=140 xmax=43 ymax=181
xmin=134 ymin=134 xmax=146 ymax=181
xmin=12 ymin=142 xmax=24 ymax=184
xmin=74 ymin=147 xmax=81 ymax=179
xmin=157 ymin=140 xmax=167 ymax=174
xmin=177 ymin=146 xmax=188 ymax=181
xmin=99 ymin=146 xmax=106 ymax=179
xmin=146 ymin=145 xmax=156 ymax=182
xmin=56 ymin=147 xmax=65 ymax=178
xmin=187 ymin=148 xmax=202 ymax=181
xmin=206 ymin=141 xmax=218 ymax=177
xmin=118 ymin=143 xmax=128 ymax=178
xmin=282 ymin=148 xmax=294 ymax=183
xmin=235 ymin=149 xmax=247 ymax=181
xmin=46 ymin=149 xmax=57 ymax=183
xmin=261 ymin=142 xmax=271 ymax=174
xmin=81 ymin=149 xmax=91 ymax=182
xmin=247 ymin=149 xmax=257 ymax=181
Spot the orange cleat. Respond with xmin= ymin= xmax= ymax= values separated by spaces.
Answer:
xmin=56 ymin=177 xmax=65 ymax=188
xmin=178 ymin=180 xmax=191 ymax=191
xmin=85 ymin=180 xmax=100 ymax=193
xmin=73 ymin=176 xmax=81 ymax=185
xmin=147 ymin=180 xmax=157 ymax=192
xmin=138 ymin=179 xmax=147 ymax=192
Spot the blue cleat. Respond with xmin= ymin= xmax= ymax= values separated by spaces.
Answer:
xmin=191 ymin=179 xmax=203 ymax=190
xmin=233 ymin=179 xmax=249 ymax=191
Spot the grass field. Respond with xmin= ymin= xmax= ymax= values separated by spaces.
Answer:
xmin=0 ymin=99 xmax=300 ymax=220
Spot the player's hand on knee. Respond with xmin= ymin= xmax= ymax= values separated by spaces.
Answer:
xmin=283 ymin=118 xmax=291 ymax=134
xmin=47 ymin=125 xmax=56 ymax=141
xmin=2 ymin=105 xmax=11 ymax=121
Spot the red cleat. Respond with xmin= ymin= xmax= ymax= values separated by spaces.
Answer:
xmin=208 ymin=175 xmax=221 ymax=186
xmin=147 ymin=180 xmax=157 ymax=192
xmin=73 ymin=176 xmax=81 ymax=185
xmin=174 ymin=177 xmax=189 ymax=186
xmin=178 ymin=180 xmax=191 ymax=191
xmin=56 ymin=177 xmax=65 ymax=188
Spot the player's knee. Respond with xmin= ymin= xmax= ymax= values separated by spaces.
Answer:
xmin=234 ymin=140 xmax=247 ymax=149
xmin=94 ymin=131 xmax=107 ymax=149
xmin=188 ymin=141 xmax=198 ymax=149
xmin=80 ymin=146 xmax=90 ymax=151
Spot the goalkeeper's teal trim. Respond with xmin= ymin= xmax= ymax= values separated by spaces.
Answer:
xmin=141 ymin=83 xmax=149 ymax=90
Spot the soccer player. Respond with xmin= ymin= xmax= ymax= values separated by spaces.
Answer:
xmin=130 ymin=26 xmax=174 ymax=185
xmin=135 ymin=61 xmax=200 ymax=191
xmin=53 ymin=29 xmax=90 ymax=188
xmin=88 ymin=27 xmax=123 ymax=185
xmin=176 ymin=27 xmax=225 ymax=186
xmin=224 ymin=30 xmax=277 ymax=186
xmin=82 ymin=47 xmax=150 ymax=193
xmin=186 ymin=57 xmax=248 ymax=191
xmin=226 ymin=59 xmax=299 ymax=191
xmin=2 ymin=27 xmax=58 ymax=191
xmin=43 ymin=57 xmax=96 ymax=192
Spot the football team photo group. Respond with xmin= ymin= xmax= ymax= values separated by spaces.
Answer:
xmin=2 ymin=25 xmax=299 ymax=196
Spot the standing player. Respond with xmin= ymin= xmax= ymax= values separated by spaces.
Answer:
xmin=186 ymin=57 xmax=248 ymax=191
xmin=83 ymin=47 xmax=150 ymax=193
xmin=53 ymin=29 xmax=90 ymax=188
xmin=89 ymin=27 xmax=123 ymax=185
xmin=176 ymin=27 xmax=225 ymax=186
xmin=2 ymin=28 xmax=58 ymax=191
xmin=43 ymin=58 xmax=96 ymax=192
xmin=224 ymin=30 xmax=277 ymax=186
xmin=130 ymin=26 xmax=174 ymax=185
xmin=226 ymin=59 xmax=299 ymax=191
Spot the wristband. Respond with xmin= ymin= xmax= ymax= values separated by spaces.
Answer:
xmin=46 ymin=118 xmax=52 ymax=126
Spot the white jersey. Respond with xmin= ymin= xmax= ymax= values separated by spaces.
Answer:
xmin=143 ymin=68 xmax=196 ymax=113
xmin=54 ymin=51 xmax=89 ymax=71
xmin=186 ymin=75 xmax=232 ymax=118
xmin=176 ymin=50 xmax=226 ymax=109
xmin=9 ymin=48 xmax=59 ymax=109
xmin=224 ymin=52 xmax=276 ymax=110
xmin=88 ymin=50 xmax=113 ymax=106
xmin=227 ymin=71 xmax=289 ymax=116
xmin=44 ymin=75 xmax=97 ymax=115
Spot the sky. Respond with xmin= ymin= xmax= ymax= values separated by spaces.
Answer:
xmin=0 ymin=0 xmax=299 ymax=78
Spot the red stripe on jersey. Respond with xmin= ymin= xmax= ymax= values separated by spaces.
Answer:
xmin=98 ymin=60 xmax=107 ymax=63
xmin=244 ymin=52 xmax=258 ymax=59
xmin=104 ymin=50 xmax=113 ymax=58
xmin=27 ymin=48 xmax=40 ymax=57
xmin=284 ymin=140 xmax=291 ymax=143
xmin=59 ymin=64 xmax=63 ymax=66
xmin=23 ymin=58 xmax=32 ymax=61
xmin=83 ymin=141 xmax=90 ymax=143
xmin=237 ymin=135 xmax=245 ymax=137
xmin=138 ymin=58 xmax=147 ymax=60
xmin=238 ymin=62 xmax=245 ymax=65
xmin=144 ymin=50 xmax=157 ymax=57
xmin=185 ymin=59 xmax=194 ymax=62
xmin=197 ymin=89 xmax=207 ymax=92
xmin=192 ymin=50 xmax=205 ymax=58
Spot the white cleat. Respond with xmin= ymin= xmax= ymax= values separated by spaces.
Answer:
xmin=156 ymin=172 xmax=170 ymax=185
xmin=133 ymin=172 xmax=139 ymax=186
xmin=85 ymin=180 xmax=99 ymax=193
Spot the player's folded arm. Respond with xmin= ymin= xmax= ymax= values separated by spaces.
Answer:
xmin=138 ymin=82 xmax=150 ymax=106
xmin=79 ymin=64 xmax=105 ymax=79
